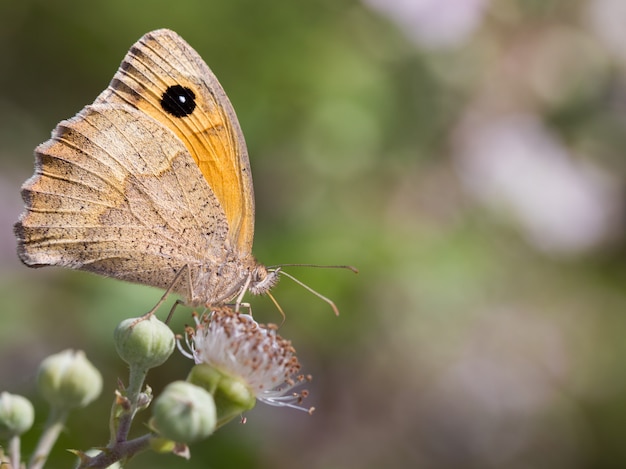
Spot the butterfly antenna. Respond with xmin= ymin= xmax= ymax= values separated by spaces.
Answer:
xmin=266 ymin=290 xmax=286 ymax=326
xmin=276 ymin=270 xmax=341 ymax=316
xmin=270 ymin=264 xmax=359 ymax=274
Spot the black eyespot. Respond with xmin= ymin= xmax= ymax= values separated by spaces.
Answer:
xmin=160 ymin=85 xmax=196 ymax=117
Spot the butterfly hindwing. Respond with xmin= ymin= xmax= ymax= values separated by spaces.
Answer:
xmin=16 ymin=104 xmax=230 ymax=293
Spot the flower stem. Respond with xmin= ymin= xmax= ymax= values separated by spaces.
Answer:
xmin=8 ymin=435 xmax=20 ymax=469
xmin=115 ymin=365 xmax=148 ymax=443
xmin=28 ymin=406 xmax=68 ymax=469
xmin=77 ymin=434 xmax=153 ymax=469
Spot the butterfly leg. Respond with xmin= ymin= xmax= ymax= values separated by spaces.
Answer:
xmin=132 ymin=266 xmax=188 ymax=325
xmin=233 ymin=274 xmax=252 ymax=312
xmin=165 ymin=299 xmax=185 ymax=325
xmin=237 ymin=302 xmax=252 ymax=315
xmin=162 ymin=264 xmax=195 ymax=323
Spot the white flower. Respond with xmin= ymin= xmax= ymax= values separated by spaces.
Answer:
xmin=179 ymin=310 xmax=313 ymax=413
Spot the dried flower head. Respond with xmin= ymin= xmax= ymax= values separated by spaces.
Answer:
xmin=179 ymin=309 xmax=313 ymax=414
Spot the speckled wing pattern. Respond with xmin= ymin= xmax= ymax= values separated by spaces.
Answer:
xmin=14 ymin=29 xmax=261 ymax=306
xmin=95 ymin=29 xmax=255 ymax=254
xmin=15 ymin=104 xmax=232 ymax=297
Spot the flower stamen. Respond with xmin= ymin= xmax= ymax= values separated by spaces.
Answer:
xmin=178 ymin=309 xmax=313 ymax=413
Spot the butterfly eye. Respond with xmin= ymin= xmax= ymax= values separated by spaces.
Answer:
xmin=160 ymin=85 xmax=196 ymax=117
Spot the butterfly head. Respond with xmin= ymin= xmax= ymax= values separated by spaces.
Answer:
xmin=248 ymin=265 xmax=280 ymax=296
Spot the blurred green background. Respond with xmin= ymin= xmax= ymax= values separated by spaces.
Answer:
xmin=2 ymin=0 xmax=626 ymax=467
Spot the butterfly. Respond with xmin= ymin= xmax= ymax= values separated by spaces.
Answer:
xmin=15 ymin=29 xmax=286 ymax=312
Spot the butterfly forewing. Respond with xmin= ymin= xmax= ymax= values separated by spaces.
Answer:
xmin=94 ymin=29 xmax=255 ymax=255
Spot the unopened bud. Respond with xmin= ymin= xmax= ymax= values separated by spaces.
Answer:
xmin=187 ymin=364 xmax=255 ymax=426
xmin=37 ymin=350 xmax=102 ymax=410
xmin=151 ymin=381 xmax=216 ymax=443
xmin=0 ymin=392 xmax=34 ymax=438
xmin=114 ymin=315 xmax=175 ymax=370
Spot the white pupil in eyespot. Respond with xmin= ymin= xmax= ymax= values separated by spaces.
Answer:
xmin=178 ymin=96 xmax=186 ymax=103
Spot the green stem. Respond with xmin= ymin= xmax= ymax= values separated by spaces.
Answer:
xmin=115 ymin=365 xmax=148 ymax=443
xmin=28 ymin=406 xmax=69 ymax=469
xmin=8 ymin=435 xmax=20 ymax=469
xmin=91 ymin=365 xmax=152 ymax=468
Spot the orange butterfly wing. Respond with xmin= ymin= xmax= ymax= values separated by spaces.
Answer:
xmin=94 ymin=29 xmax=255 ymax=256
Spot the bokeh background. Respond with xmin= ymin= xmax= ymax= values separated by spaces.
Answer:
xmin=1 ymin=0 xmax=626 ymax=467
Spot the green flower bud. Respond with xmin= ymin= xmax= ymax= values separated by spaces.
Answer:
xmin=0 ymin=392 xmax=34 ymax=438
xmin=152 ymin=381 xmax=216 ymax=443
xmin=187 ymin=364 xmax=255 ymax=426
xmin=37 ymin=350 xmax=102 ymax=410
xmin=114 ymin=315 xmax=175 ymax=370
